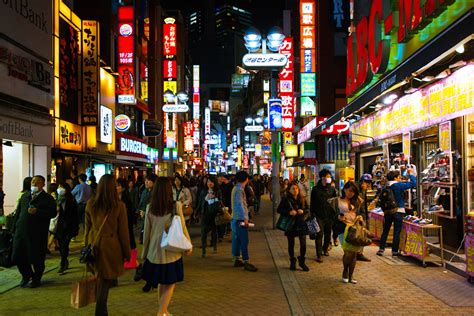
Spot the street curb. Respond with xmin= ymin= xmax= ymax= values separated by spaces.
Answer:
xmin=264 ymin=228 xmax=314 ymax=316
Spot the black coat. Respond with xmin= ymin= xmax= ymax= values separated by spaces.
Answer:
xmin=277 ymin=195 xmax=309 ymax=236
xmin=12 ymin=191 xmax=56 ymax=264
xmin=197 ymin=189 xmax=222 ymax=228
xmin=56 ymin=195 xmax=79 ymax=240
xmin=220 ymin=182 xmax=234 ymax=209
xmin=310 ymin=181 xmax=337 ymax=221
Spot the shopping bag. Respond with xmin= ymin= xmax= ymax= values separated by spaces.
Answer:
xmin=124 ymin=248 xmax=138 ymax=269
xmin=305 ymin=216 xmax=320 ymax=235
xmin=161 ymin=215 xmax=192 ymax=252
xmin=70 ymin=275 xmax=98 ymax=309
xmin=276 ymin=214 xmax=295 ymax=232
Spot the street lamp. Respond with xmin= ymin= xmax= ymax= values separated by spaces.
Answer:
xmin=242 ymin=26 xmax=285 ymax=229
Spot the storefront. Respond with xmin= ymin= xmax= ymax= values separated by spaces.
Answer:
xmin=314 ymin=2 xmax=473 ymax=259
xmin=0 ymin=1 xmax=54 ymax=215
xmin=115 ymin=134 xmax=158 ymax=180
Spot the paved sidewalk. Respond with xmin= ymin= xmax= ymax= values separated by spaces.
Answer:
xmin=1 ymin=194 xmax=474 ymax=315
xmin=0 ymin=195 xmax=289 ymax=316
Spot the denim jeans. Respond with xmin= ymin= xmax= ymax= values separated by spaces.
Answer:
xmin=231 ymin=220 xmax=249 ymax=261
xmin=379 ymin=212 xmax=404 ymax=253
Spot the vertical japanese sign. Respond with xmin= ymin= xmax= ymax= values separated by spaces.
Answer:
xmin=82 ymin=20 xmax=99 ymax=125
xmin=204 ymin=107 xmax=211 ymax=135
xmin=117 ymin=6 xmax=135 ymax=103
xmin=403 ymin=132 xmax=411 ymax=161
xmin=163 ymin=18 xmax=178 ymax=148
xmin=163 ymin=23 xmax=177 ymax=56
xmin=300 ymin=0 xmax=317 ymax=115
xmin=279 ymin=37 xmax=294 ymax=132
xmin=439 ymin=121 xmax=451 ymax=154
xmin=193 ymin=65 xmax=200 ymax=146
xmin=184 ymin=121 xmax=194 ymax=152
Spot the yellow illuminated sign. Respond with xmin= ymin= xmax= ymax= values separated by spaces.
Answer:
xmin=55 ymin=119 xmax=84 ymax=152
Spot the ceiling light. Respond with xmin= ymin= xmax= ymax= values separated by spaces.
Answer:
xmin=388 ymin=94 xmax=398 ymax=100
xmin=404 ymin=87 xmax=418 ymax=94
xmin=383 ymin=96 xmax=395 ymax=105
xmin=436 ymin=69 xmax=451 ymax=79
xmin=422 ymin=75 xmax=435 ymax=82
xmin=455 ymin=44 xmax=465 ymax=54
xmin=449 ymin=60 xmax=467 ymax=69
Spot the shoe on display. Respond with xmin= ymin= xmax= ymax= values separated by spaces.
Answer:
xmin=426 ymin=149 xmax=436 ymax=160
xmin=434 ymin=148 xmax=445 ymax=157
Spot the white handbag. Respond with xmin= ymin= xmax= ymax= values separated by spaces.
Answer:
xmin=161 ymin=215 xmax=192 ymax=252
xmin=49 ymin=214 xmax=59 ymax=234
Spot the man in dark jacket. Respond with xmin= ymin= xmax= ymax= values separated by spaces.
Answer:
xmin=310 ymin=169 xmax=337 ymax=263
xmin=12 ymin=175 xmax=57 ymax=288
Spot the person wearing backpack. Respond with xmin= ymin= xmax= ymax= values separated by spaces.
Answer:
xmin=376 ymin=169 xmax=416 ymax=257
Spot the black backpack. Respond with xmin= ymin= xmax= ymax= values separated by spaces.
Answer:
xmin=379 ymin=185 xmax=398 ymax=215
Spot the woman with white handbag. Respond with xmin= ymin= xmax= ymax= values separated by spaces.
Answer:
xmin=141 ymin=177 xmax=192 ymax=316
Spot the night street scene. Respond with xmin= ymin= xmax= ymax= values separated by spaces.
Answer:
xmin=0 ymin=0 xmax=474 ymax=315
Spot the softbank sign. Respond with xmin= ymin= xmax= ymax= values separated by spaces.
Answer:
xmin=120 ymin=137 xmax=148 ymax=156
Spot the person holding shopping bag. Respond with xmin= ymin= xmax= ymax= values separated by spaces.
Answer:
xmin=84 ymin=174 xmax=131 ymax=316
xmin=141 ymin=177 xmax=192 ymax=316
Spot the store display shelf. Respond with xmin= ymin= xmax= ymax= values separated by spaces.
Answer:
xmin=434 ymin=212 xmax=456 ymax=219
xmin=421 ymin=182 xmax=456 ymax=187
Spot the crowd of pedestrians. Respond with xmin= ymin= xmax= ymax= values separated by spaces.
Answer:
xmin=4 ymin=165 xmax=417 ymax=315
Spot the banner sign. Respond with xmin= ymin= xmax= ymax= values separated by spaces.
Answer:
xmin=163 ymin=23 xmax=177 ymax=56
xmin=439 ymin=121 xmax=451 ymax=154
xmin=164 ymin=60 xmax=177 ymax=79
xmin=82 ymin=20 xmax=99 ymax=125
xmin=301 ymin=73 xmax=316 ymax=97
xmin=117 ymin=6 xmax=135 ymax=101
xmin=242 ymin=54 xmax=288 ymax=69
xmin=402 ymin=223 xmax=427 ymax=261
xmin=402 ymin=132 xmax=411 ymax=161
xmin=279 ymin=37 xmax=294 ymax=131
xmin=99 ymin=105 xmax=113 ymax=144
xmin=268 ymin=99 xmax=283 ymax=131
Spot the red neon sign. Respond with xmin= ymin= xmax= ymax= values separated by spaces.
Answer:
xmin=163 ymin=24 xmax=177 ymax=56
xmin=279 ymin=37 xmax=294 ymax=132
xmin=163 ymin=60 xmax=177 ymax=79
xmin=346 ymin=0 xmax=455 ymax=97
xmin=117 ymin=6 xmax=135 ymax=95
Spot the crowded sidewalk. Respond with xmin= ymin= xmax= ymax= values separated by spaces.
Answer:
xmin=1 ymin=195 xmax=474 ymax=315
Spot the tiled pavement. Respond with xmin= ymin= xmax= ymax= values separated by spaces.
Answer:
xmin=1 ymin=195 xmax=474 ymax=315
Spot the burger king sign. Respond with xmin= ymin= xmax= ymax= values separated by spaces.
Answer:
xmin=115 ymin=114 xmax=131 ymax=132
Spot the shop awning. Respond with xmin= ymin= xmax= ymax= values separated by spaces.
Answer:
xmin=326 ymin=135 xmax=349 ymax=161
xmin=116 ymin=155 xmax=149 ymax=164
xmin=311 ymin=10 xmax=474 ymax=136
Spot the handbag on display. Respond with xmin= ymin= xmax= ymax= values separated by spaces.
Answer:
xmin=161 ymin=206 xmax=192 ymax=252
xmin=70 ymin=274 xmax=98 ymax=308
xmin=79 ymin=214 xmax=109 ymax=265
xmin=215 ymin=207 xmax=232 ymax=226
xmin=49 ymin=213 xmax=59 ymax=234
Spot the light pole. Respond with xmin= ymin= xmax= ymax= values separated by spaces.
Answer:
xmin=244 ymin=116 xmax=264 ymax=174
xmin=243 ymin=26 xmax=285 ymax=229
xmin=163 ymin=89 xmax=189 ymax=177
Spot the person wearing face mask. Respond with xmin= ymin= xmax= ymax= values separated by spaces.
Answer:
xmin=310 ymin=169 xmax=337 ymax=263
xmin=11 ymin=175 xmax=57 ymax=288
xmin=55 ymin=183 xmax=79 ymax=273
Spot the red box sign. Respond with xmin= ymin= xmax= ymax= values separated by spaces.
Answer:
xmin=279 ymin=37 xmax=294 ymax=132
xmin=163 ymin=24 xmax=177 ymax=56
xmin=316 ymin=117 xmax=350 ymax=135
xmin=117 ymin=6 xmax=135 ymax=95
xmin=183 ymin=121 xmax=194 ymax=137
xmin=163 ymin=60 xmax=176 ymax=79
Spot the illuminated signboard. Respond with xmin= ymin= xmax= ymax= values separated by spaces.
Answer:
xmin=193 ymin=65 xmax=200 ymax=145
xmin=346 ymin=0 xmax=468 ymax=100
xmin=114 ymin=114 xmax=131 ymax=132
xmin=279 ymin=37 xmax=294 ymax=132
xmin=242 ymin=53 xmax=288 ymax=69
xmin=183 ymin=121 xmax=194 ymax=137
xmin=301 ymin=73 xmax=316 ymax=97
xmin=301 ymin=96 xmax=316 ymax=116
xmin=297 ymin=116 xmax=350 ymax=144
xmin=117 ymin=6 xmax=135 ymax=98
xmin=56 ymin=119 xmax=83 ymax=152
xmin=163 ymin=23 xmax=177 ymax=56
xmin=163 ymin=60 xmax=177 ymax=79
xmin=204 ymin=107 xmax=211 ymax=134
xmin=99 ymin=105 xmax=113 ymax=144
xmin=82 ymin=20 xmax=99 ymax=125
xmin=268 ymin=99 xmax=282 ymax=131
xmin=244 ymin=125 xmax=264 ymax=132
xmin=162 ymin=104 xmax=190 ymax=113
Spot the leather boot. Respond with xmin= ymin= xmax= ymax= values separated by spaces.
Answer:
xmin=298 ymin=256 xmax=310 ymax=272
xmin=289 ymin=257 xmax=297 ymax=270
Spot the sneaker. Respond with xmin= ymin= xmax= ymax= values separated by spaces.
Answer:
xmin=342 ymin=278 xmax=349 ymax=283
xmin=376 ymin=249 xmax=384 ymax=256
xmin=349 ymin=279 xmax=358 ymax=284
xmin=233 ymin=259 xmax=244 ymax=267
xmin=243 ymin=262 xmax=258 ymax=272
xmin=20 ymin=278 xmax=30 ymax=288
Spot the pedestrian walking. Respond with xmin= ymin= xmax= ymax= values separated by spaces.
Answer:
xmin=117 ymin=178 xmax=137 ymax=256
xmin=128 ymin=178 xmax=139 ymax=213
xmin=332 ymin=181 xmax=361 ymax=246
xmin=71 ymin=174 xmax=92 ymax=231
xmin=231 ymin=171 xmax=258 ymax=272
xmin=298 ymin=174 xmax=310 ymax=206
xmin=356 ymin=174 xmax=375 ymax=262
xmin=277 ymin=183 xmax=310 ymax=271
xmin=141 ymin=177 xmax=192 ymax=315
xmin=172 ymin=175 xmax=193 ymax=220
xmin=218 ymin=174 xmax=234 ymax=240
xmin=138 ymin=174 xmax=157 ymax=243
xmin=310 ymin=169 xmax=338 ymax=262
xmin=377 ymin=169 xmax=416 ymax=257
xmin=341 ymin=215 xmax=367 ymax=284
xmin=196 ymin=176 xmax=221 ymax=257
xmin=55 ymin=183 xmax=79 ymax=274
xmin=84 ymin=174 xmax=131 ymax=316
xmin=11 ymin=175 xmax=57 ymax=288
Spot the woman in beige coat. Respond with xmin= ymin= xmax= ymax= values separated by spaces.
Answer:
xmin=85 ymin=174 xmax=131 ymax=316
xmin=141 ymin=177 xmax=192 ymax=316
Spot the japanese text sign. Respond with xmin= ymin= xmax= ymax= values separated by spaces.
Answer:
xmin=163 ymin=23 xmax=177 ymax=56
xmin=279 ymin=37 xmax=294 ymax=132
xmin=117 ymin=6 xmax=135 ymax=97
xmin=163 ymin=60 xmax=177 ymax=79
xmin=82 ymin=20 xmax=99 ymax=125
